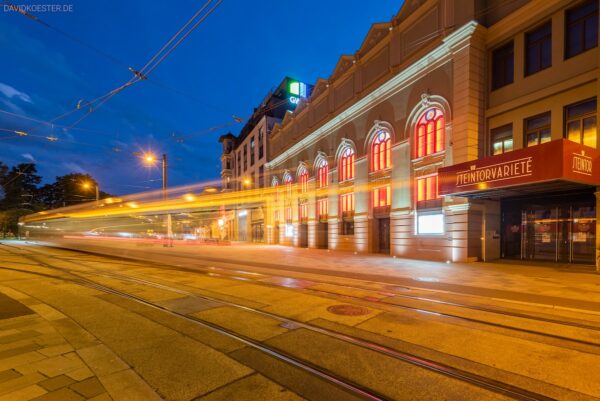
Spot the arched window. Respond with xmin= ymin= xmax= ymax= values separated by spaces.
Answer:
xmin=284 ymin=174 xmax=293 ymax=197
xmin=339 ymin=147 xmax=355 ymax=181
xmin=371 ymin=130 xmax=391 ymax=172
xmin=416 ymin=108 xmax=445 ymax=158
xmin=298 ymin=168 xmax=309 ymax=194
xmin=317 ymin=159 xmax=328 ymax=188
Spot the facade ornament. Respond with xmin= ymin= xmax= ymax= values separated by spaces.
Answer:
xmin=421 ymin=92 xmax=431 ymax=108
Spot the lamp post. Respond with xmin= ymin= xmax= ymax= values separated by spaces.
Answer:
xmin=143 ymin=152 xmax=172 ymax=245
xmin=82 ymin=182 xmax=99 ymax=201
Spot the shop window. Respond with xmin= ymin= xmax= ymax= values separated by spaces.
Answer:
xmin=317 ymin=198 xmax=328 ymax=219
xmin=371 ymin=131 xmax=391 ymax=172
xmin=525 ymin=112 xmax=551 ymax=147
xmin=565 ymin=98 xmax=597 ymax=148
xmin=492 ymin=41 xmax=514 ymax=90
xmin=565 ymin=0 xmax=599 ymax=59
xmin=416 ymin=175 xmax=438 ymax=202
xmin=372 ymin=185 xmax=391 ymax=209
xmin=339 ymin=147 xmax=355 ymax=181
xmin=491 ymin=124 xmax=513 ymax=155
xmin=317 ymin=159 xmax=328 ymax=188
xmin=416 ymin=108 xmax=445 ymax=158
xmin=525 ymin=21 xmax=552 ymax=76
xmin=298 ymin=168 xmax=309 ymax=193
xmin=416 ymin=212 xmax=444 ymax=235
xmin=299 ymin=203 xmax=308 ymax=223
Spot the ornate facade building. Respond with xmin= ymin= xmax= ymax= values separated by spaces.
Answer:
xmin=263 ymin=0 xmax=600 ymax=268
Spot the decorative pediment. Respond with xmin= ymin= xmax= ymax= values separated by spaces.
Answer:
xmin=310 ymin=78 xmax=329 ymax=100
xmin=357 ymin=23 xmax=391 ymax=58
xmin=330 ymin=55 xmax=356 ymax=81
xmin=281 ymin=110 xmax=294 ymax=127
xmin=393 ymin=0 xmax=427 ymax=25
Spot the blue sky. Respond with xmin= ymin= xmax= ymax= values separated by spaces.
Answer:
xmin=0 ymin=0 xmax=402 ymax=195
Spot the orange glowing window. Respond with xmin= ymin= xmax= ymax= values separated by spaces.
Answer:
xmin=372 ymin=186 xmax=391 ymax=208
xmin=340 ymin=193 xmax=355 ymax=213
xmin=371 ymin=131 xmax=391 ymax=172
xmin=317 ymin=159 xmax=328 ymax=188
xmin=285 ymin=207 xmax=292 ymax=223
xmin=416 ymin=175 xmax=438 ymax=201
xmin=317 ymin=198 xmax=328 ymax=217
xmin=299 ymin=203 xmax=308 ymax=221
xmin=416 ymin=108 xmax=445 ymax=158
xmin=284 ymin=175 xmax=292 ymax=197
xmin=339 ymin=147 xmax=355 ymax=181
xmin=298 ymin=168 xmax=309 ymax=193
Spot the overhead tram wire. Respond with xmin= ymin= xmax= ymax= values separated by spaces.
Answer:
xmin=7 ymin=0 xmax=223 ymax=134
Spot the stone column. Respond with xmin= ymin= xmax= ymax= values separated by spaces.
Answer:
xmin=328 ymin=169 xmax=340 ymax=250
xmin=354 ymin=157 xmax=369 ymax=252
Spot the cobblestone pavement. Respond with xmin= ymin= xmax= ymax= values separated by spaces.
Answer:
xmin=0 ymin=286 xmax=158 ymax=401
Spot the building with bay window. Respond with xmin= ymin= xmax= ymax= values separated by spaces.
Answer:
xmin=263 ymin=0 xmax=600 ymax=270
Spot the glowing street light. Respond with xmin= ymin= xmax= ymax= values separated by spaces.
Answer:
xmin=81 ymin=181 xmax=99 ymax=201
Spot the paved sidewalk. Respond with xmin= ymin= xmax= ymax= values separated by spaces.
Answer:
xmin=0 ymin=285 xmax=160 ymax=401
xmin=38 ymin=239 xmax=600 ymax=312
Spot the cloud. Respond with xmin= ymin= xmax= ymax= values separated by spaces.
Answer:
xmin=62 ymin=162 xmax=87 ymax=174
xmin=21 ymin=153 xmax=35 ymax=162
xmin=0 ymin=83 xmax=33 ymax=104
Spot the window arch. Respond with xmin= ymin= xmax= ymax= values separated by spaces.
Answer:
xmin=298 ymin=167 xmax=309 ymax=194
xmin=416 ymin=108 xmax=445 ymax=158
xmin=339 ymin=147 xmax=355 ymax=181
xmin=371 ymin=130 xmax=391 ymax=172
xmin=317 ymin=159 xmax=328 ymax=188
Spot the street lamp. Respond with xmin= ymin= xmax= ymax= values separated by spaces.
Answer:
xmin=142 ymin=152 xmax=171 ymax=246
xmin=142 ymin=152 xmax=168 ymax=200
xmin=82 ymin=182 xmax=99 ymax=201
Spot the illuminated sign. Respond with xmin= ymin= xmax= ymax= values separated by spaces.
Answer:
xmin=439 ymin=139 xmax=600 ymax=196
xmin=454 ymin=158 xmax=533 ymax=187
xmin=288 ymin=80 xmax=307 ymax=105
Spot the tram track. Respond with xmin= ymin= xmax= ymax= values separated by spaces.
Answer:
xmin=9 ymin=242 xmax=600 ymax=351
xmin=0 ymin=242 xmax=564 ymax=401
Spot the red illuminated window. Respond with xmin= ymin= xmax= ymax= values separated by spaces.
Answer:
xmin=284 ymin=175 xmax=292 ymax=197
xmin=285 ymin=207 xmax=292 ymax=223
xmin=416 ymin=175 xmax=438 ymax=202
xmin=372 ymin=186 xmax=391 ymax=208
xmin=339 ymin=147 xmax=355 ymax=181
xmin=416 ymin=108 xmax=445 ymax=158
xmin=317 ymin=198 xmax=328 ymax=218
xmin=298 ymin=168 xmax=309 ymax=193
xmin=317 ymin=159 xmax=328 ymax=188
xmin=299 ymin=203 xmax=308 ymax=222
xmin=371 ymin=131 xmax=391 ymax=171
xmin=340 ymin=193 xmax=355 ymax=214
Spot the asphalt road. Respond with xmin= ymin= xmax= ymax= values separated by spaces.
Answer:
xmin=0 ymin=242 xmax=599 ymax=401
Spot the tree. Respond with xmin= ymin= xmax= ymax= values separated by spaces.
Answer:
xmin=0 ymin=163 xmax=42 ymax=211
xmin=38 ymin=173 xmax=111 ymax=209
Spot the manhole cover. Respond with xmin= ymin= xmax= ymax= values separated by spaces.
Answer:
xmin=327 ymin=304 xmax=371 ymax=316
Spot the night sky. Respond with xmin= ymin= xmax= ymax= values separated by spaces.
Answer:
xmin=0 ymin=0 xmax=401 ymax=195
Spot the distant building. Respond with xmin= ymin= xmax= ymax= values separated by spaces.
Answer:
xmin=218 ymin=77 xmax=312 ymax=241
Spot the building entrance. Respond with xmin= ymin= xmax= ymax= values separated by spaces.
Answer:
xmin=501 ymin=192 xmax=596 ymax=265
xmin=377 ymin=217 xmax=390 ymax=253
xmin=316 ymin=222 xmax=328 ymax=249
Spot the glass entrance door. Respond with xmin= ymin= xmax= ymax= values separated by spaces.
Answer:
xmin=520 ymin=206 xmax=595 ymax=264
xmin=502 ymin=192 xmax=596 ymax=265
